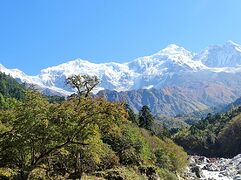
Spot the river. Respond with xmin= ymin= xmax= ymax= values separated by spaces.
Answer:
xmin=182 ymin=154 xmax=241 ymax=179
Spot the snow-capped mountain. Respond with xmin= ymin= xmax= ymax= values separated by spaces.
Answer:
xmin=1 ymin=41 xmax=241 ymax=96
xmin=194 ymin=41 xmax=241 ymax=68
xmin=0 ymin=64 xmax=71 ymax=95
xmin=37 ymin=43 xmax=205 ymax=93
xmin=0 ymin=64 xmax=35 ymax=84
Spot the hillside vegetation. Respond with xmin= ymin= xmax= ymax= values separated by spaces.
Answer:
xmin=0 ymin=73 xmax=26 ymax=109
xmin=0 ymin=74 xmax=188 ymax=180
xmin=175 ymin=107 xmax=241 ymax=158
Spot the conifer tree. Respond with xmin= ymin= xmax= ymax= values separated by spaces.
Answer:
xmin=138 ymin=105 xmax=154 ymax=131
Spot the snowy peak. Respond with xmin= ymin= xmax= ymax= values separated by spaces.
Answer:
xmin=38 ymin=58 xmax=137 ymax=92
xmin=2 ymin=41 xmax=241 ymax=95
xmin=128 ymin=44 xmax=204 ymax=73
xmin=153 ymin=44 xmax=193 ymax=61
xmin=157 ymin=44 xmax=191 ymax=56
xmin=225 ymin=40 xmax=241 ymax=49
xmin=0 ymin=64 xmax=32 ymax=83
xmin=151 ymin=44 xmax=205 ymax=71
xmin=195 ymin=41 xmax=241 ymax=67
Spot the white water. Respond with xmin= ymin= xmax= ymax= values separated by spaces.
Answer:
xmin=184 ymin=154 xmax=241 ymax=180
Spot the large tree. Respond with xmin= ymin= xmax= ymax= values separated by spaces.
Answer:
xmin=138 ymin=105 xmax=154 ymax=132
xmin=0 ymin=90 xmax=124 ymax=179
xmin=66 ymin=74 xmax=99 ymax=101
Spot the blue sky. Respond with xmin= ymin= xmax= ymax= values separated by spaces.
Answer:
xmin=0 ymin=0 xmax=241 ymax=75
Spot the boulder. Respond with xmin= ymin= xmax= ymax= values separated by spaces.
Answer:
xmin=191 ymin=166 xmax=203 ymax=178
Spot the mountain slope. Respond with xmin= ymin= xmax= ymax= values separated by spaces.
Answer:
xmin=0 ymin=42 xmax=236 ymax=92
xmin=0 ymin=72 xmax=26 ymax=99
xmin=97 ymin=88 xmax=209 ymax=116
xmin=0 ymin=64 xmax=71 ymax=96
xmin=222 ymin=95 xmax=241 ymax=112
xmin=1 ymin=41 xmax=241 ymax=95
xmin=175 ymin=104 xmax=241 ymax=158
xmin=97 ymin=78 xmax=240 ymax=117
xmin=0 ymin=72 xmax=26 ymax=109
xmin=2 ymin=41 xmax=241 ymax=116
xmin=194 ymin=41 xmax=241 ymax=67
xmin=30 ymin=44 xmax=206 ymax=93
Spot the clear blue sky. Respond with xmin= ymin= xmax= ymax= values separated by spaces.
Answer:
xmin=0 ymin=0 xmax=241 ymax=75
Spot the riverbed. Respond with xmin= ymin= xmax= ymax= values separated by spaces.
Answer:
xmin=183 ymin=154 xmax=241 ymax=179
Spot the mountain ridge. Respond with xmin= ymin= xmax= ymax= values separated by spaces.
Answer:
xmin=1 ymin=41 xmax=241 ymax=96
xmin=2 ymin=41 xmax=241 ymax=116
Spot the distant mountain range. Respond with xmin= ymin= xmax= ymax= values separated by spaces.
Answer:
xmin=2 ymin=41 xmax=241 ymax=116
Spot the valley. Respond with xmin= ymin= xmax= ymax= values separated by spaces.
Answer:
xmin=1 ymin=1 xmax=241 ymax=179
xmin=1 ymin=42 xmax=241 ymax=179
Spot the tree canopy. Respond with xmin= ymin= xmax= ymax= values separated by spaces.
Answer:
xmin=174 ymin=106 xmax=241 ymax=157
xmin=0 ymin=72 xmax=26 ymax=109
xmin=0 ymin=74 xmax=188 ymax=179
xmin=66 ymin=74 xmax=99 ymax=99
xmin=139 ymin=105 xmax=155 ymax=132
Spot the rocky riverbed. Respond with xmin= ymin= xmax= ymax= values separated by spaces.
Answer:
xmin=182 ymin=154 xmax=241 ymax=180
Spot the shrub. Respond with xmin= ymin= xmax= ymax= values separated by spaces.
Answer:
xmin=99 ymin=146 xmax=120 ymax=170
xmin=0 ymin=168 xmax=14 ymax=179
xmin=120 ymin=147 xmax=141 ymax=166
xmin=155 ymin=149 xmax=172 ymax=169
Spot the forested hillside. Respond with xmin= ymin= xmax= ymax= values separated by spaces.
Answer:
xmin=0 ymin=72 xmax=26 ymax=109
xmin=0 ymin=74 xmax=188 ymax=180
xmin=175 ymin=106 xmax=241 ymax=158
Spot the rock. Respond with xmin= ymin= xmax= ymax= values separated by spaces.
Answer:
xmin=234 ymin=175 xmax=241 ymax=180
xmin=206 ymin=164 xmax=219 ymax=171
xmin=220 ymin=165 xmax=227 ymax=171
xmin=138 ymin=166 xmax=160 ymax=180
xmin=188 ymin=156 xmax=196 ymax=165
xmin=199 ymin=156 xmax=209 ymax=164
xmin=191 ymin=166 xmax=204 ymax=178
xmin=184 ymin=154 xmax=241 ymax=179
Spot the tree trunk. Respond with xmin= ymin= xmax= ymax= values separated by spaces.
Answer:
xmin=19 ymin=170 xmax=30 ymax=180
xmin=72 ymin=152 xmax=82 ymax=180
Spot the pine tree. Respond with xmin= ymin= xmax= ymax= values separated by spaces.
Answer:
xmin=138 ymin=105 xmax=154 ymax=131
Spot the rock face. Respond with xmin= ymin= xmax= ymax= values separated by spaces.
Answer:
xmin=97 ymin=78 xmax=240 ymax=116
xmin=97 ymin=87 xmax=210 ymax=116
xmin=183 ymin=154 xmax=241 ymax=180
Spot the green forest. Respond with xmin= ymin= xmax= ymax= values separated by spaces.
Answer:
xmin=1 ymin=72 xmax=241 ymax=179
xmin=0 ymin=73 xmax=25 ymax=110
xmin=0 ymin=73 xmax=188 ymax=180
xmin=175 ymin=107 xmax=241 ymax=158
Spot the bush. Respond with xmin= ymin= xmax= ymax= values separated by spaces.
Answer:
xmin=104 ymin=167 xmax=146 ymax=180
xmin=141 ymin=129 xmax=188 ymax=172
xmin=0 ymin=168 xmax=14 ymax=179
xmin=103 ymin=124 xmax=153 ymax=166
xmin=120 ymin=147 xmax=141 ymax=166
xmin=99 ymin=146 xmax=120 ymax=170
xmin=157 ymin=168 xmax=177 ymax=180
xmin=28 ymin=168 xmax=49 ymax=180
xmin=155 ymin=149 xmax=172 ymax=169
